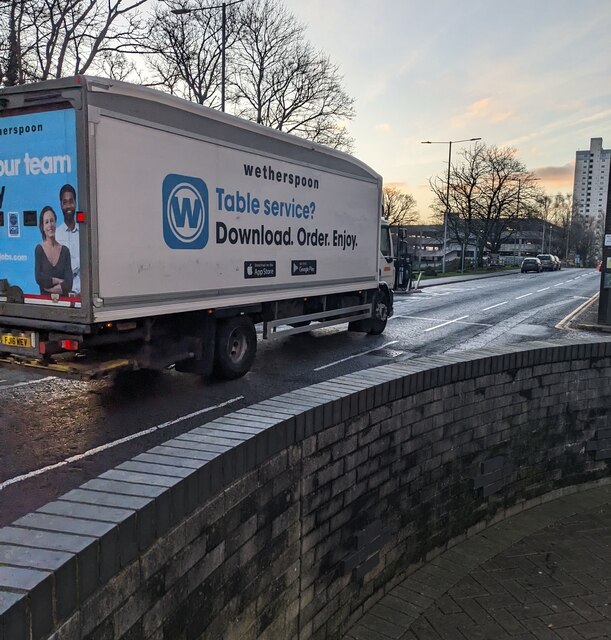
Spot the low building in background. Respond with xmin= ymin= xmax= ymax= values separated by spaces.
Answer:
xmin=394 ymin=218 xmax=564 ymax=272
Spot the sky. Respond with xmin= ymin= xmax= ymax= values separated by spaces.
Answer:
xmin=283 ymin=0 xmax=611 ymax=220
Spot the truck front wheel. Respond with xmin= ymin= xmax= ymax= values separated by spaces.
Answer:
xmin=367 ymin=290 xmax=390 ymax=335
xmin=214 ymin=316 xmax=257 ymax=379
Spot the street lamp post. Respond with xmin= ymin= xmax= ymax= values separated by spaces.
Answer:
xmin=421 ymin=138 xmax=481 ymax=274
xmin=548 ymin=224 xmax=553 ymax=254
xmin=171 ymin=0 xmax=244 ymax=112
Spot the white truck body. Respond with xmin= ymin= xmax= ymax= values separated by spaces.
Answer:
xmin=0 ymin=77 xmax=392 ymax=378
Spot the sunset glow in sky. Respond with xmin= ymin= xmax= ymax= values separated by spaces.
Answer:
xmin=284 ymin=0 xmax=611 ymax=220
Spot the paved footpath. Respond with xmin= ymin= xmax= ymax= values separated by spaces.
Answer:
xmin=344 ymin=484 xmax=611 ymax=640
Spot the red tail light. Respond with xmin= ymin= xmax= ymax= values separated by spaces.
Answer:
xmin=61 ymin=339 xmax=79 ymax=351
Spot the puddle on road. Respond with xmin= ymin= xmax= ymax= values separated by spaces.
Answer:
xmin=507 ymin=324 xmax=551 ymax=337
xmin=366 ymin=349 xmax=405 ymax=358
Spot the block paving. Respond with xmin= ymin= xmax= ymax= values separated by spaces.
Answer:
xmin=345 ymin=485 xmax=611 ymax=640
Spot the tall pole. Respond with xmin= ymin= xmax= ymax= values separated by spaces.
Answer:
xmin=421 ymin=137 xmax=481 ymax=275
xmin=443 ymin=141 xmax=452 ymax=275
xmin=549 ymin=224 xmax=552 ymax=254
xmin=171 ymin=0 xmax=244 ymax=113
xmin=516 ymin=182 xmax=521 ymax=262
xmin=221 ymin=2 xmax=226 ymax=112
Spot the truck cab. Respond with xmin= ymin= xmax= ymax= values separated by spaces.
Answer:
xmin=379 ymin=219 xmax=395 ymax=289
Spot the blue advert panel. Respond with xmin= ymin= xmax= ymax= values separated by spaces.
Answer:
xmin=0 ymin=108 xmax=80 ymax=307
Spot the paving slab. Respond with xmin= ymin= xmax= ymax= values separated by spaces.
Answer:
xmin=343 ymin=485 xmax=611 ymax=639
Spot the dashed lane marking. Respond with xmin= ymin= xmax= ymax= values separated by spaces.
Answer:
xmin=313 ymin=340 xmax=399 ymax=371
xmin=482 ymin=302 xmax=508 ymax=311
xmin=395 ymin=314 xmax=492 ymax=328
xmin=0 ymin=376 xmax=54 ymax=391
xmin=0 ymin=395 xmax=244 ymax=492
xmin=425 ymin=315 xmax=470 ymax=332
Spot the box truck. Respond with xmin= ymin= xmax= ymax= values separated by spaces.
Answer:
xmin=0 ymin=76 xmax=393 ymax=379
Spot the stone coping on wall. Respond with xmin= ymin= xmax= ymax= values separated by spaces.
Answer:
xmin=1 ymin=336 xmax=611 ymax=640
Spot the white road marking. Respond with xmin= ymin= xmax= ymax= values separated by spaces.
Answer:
xmin=482 ymin=301 xmax=508 ymax=311
xmin=554 ymin=282 xmax=565 ymax=286
xmin=425 ymin=315 xmax=470 ymax=332
xmin=515 ymin=292 xmax=534 ymax=299
xmin=0 ymin=395 xmax=244 ymax=492
xmin=0 ymin=376 xmax=54 ymax=391
xmin=396 ymin=314 xmax=492 ymax=327
xmin=537 ymin=287 xmax=550 ymax=292
xmin=314 ymin=340 xmax=399 ymax=371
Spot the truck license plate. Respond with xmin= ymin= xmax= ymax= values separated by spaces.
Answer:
xmin=1 ymin=334 xmax=32 ymax=348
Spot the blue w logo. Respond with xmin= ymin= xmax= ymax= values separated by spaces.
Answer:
xmin=163 ymin=174 xmax=209 ymax=250
xmin=170 ymin=195 xmax=202 ymax=228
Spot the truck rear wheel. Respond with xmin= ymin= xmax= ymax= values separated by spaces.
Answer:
xmin=214 ymin=316 xmax=257 ymax=379
xmin=367 ymin=290 xmax=390 ymax=335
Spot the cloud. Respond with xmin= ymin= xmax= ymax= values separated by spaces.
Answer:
xmin=557 ymin=100 xmax=588 ymax=112
xmin=576 ymin=108 xmax=611 ymax=125
xmin=384 ymin=181 xmax=412 ymax=192
xmin=490 ymin=111 xmax=513 ymax=123
xmin=506 ymin=108 xmax=611 ymax=149
xmin=451 ymin=97 xmax=515 ymax=128
xmin=533 ymin=162 xmax=575 ymax=189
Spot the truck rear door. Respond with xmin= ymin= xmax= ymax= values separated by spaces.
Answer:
xmin=0 ymin=83 xmax=87 ymax=326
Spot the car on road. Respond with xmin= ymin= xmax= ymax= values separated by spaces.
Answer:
xmin=551 ymin=255 xmax=562 ymax=270
xmin=521 ymin=257 xmax=542 ymax=273
xmin=536 ymin=254 xmax=556 ymax=271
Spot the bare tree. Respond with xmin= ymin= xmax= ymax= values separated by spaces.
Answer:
xmin=571 ymin=213 xmax=598 ymax=267
xmin=146 ymin=0 xmax=241 ymax=107
xmin=230 ymin=0 xmax=355 ymax=150
xmin=1 ymin=0 xmax=148 ymax=86
xmin=1 ymin=0 xmax=33 ymax=85
xmin=429 ymin=143 xmax=487 ymax=267
xmin=548 ymin=193 xmax=573 ymax=258
xmin=382 ymin=186 xmax=419 ymax=226
xmin=534 ymin=194 xmax=554 ymax=222
xmin=474 ymin=146 xmax=538 ymax=261
xmin=429 ymin=142 xmax=542 ymax=268
xmin=3 ymin=0 xmax=356 ymax=152
xmin=146 ymin=0 xmax=356 ymax=149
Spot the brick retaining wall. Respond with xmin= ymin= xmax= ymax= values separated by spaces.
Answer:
xmin=1 ymin=338 xmax=611 ymax=640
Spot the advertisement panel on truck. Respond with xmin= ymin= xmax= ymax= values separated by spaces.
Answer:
xmin=95 ymin=115 xmax=378 ymax=301
xmin=0 ymin=108 xmax=80 ymax=308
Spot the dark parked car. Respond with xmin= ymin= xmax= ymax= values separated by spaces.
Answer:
xmin=536 ymin=254 xmax=555 ymax=271
xmin=521 ymin=257 xmax=542 ymax=273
